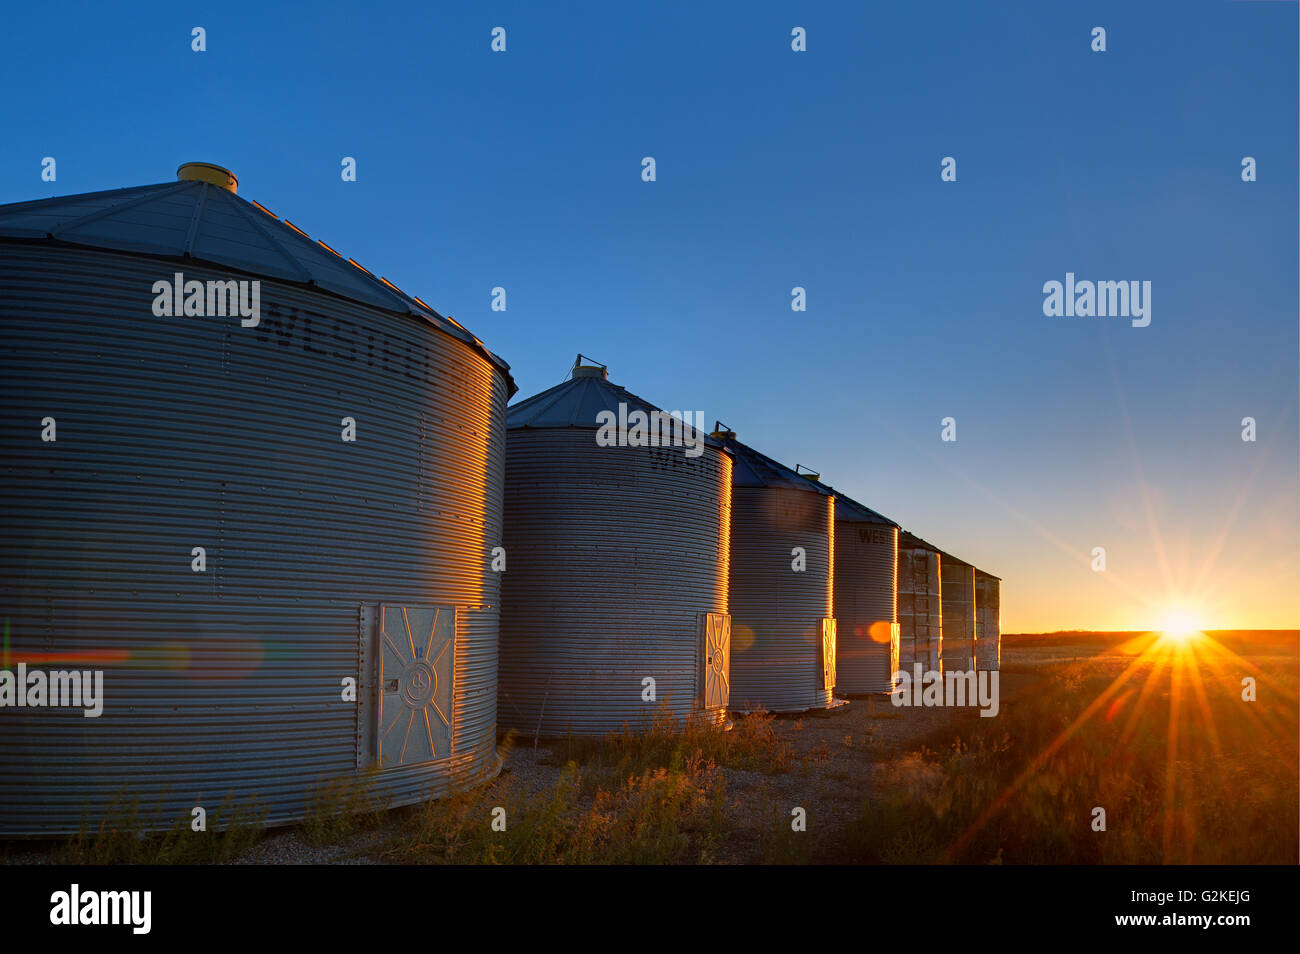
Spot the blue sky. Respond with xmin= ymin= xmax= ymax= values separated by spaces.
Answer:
xmin=2 ymin=1 xmax=1296 ymax=630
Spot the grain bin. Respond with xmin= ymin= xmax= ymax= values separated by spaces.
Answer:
xmin=0 ymin=165 xmax=515 ymax=837
xmin=497 ymin=360 xmax=732 ymax=737
xmin=897 ymin=532 xmax=942 ymax=674
xmin=938 ymin=550 xmax=977 ymax=672
xmin=811 ymin=482 xmax=899 ymax=694
xmin=710 ymin=428 xmax=837 ymax=713
xmin=974 ymin=570 xmax=1001 ymax=670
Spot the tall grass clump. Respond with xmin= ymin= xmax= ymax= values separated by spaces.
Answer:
xmin=550 ymin=702 xmax=793 ymax=777
xmin=380 ymin=752 xmax=729 ymax=864
xmin=57 ymin=791 xmax=266 ymax=864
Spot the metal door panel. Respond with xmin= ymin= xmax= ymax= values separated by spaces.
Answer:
xmin=377 ymin=604 xmax=456 ymax=767
xmin=701 ymin=612 xmax=732 ymax=710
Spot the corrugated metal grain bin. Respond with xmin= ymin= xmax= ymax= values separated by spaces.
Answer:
xmin=0 ymin=164 xmax=515 ymax=836
xmin=497 ymin=361 xmax=732 ymax=737
xmin=974 ymin=570 xmax=1001 ymax=670
xmin=710 ymin=428 xmax=836 ymax=713
xmin=897 ymin=532 xmax=942 ymax=674
xmin=814 ymin=483 xmax=899 ymax=694
xmin=938 ymin=551 xmax=977 ymax=673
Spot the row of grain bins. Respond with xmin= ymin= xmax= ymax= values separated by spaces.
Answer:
xmin=898 ymin=532 xmax=1002 ymax=674
xmin=0 ymin=165 xmax=998 ymax=837
xmin=495 ymin=375 xmax=853 ymax=730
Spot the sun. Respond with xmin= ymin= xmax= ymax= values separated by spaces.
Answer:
xmin=1156 ymin=606 xmax=1207 ymax=643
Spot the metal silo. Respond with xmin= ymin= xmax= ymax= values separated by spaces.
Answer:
xmin=898 ymin=532 xmax=942 ymax=674
xmin=810 ymin=482 xmax=899 ymax=694
xmin=710 ymin=427 xmax=836 ymax=713
xmin=0 ymin=164 xmax=515 ymax=836
xmin=497 ymin=360 xmax=732 ymax=737
xmin=974 ymin=570 xmax=1001 ymax=670
xmin=938 ymin=550 xmax=977 ymax=673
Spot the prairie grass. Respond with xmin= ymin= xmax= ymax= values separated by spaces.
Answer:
xmin=549 ymin=704 xmax=793 ymax=777
xmin=841 ymin=642 xmax=1299 ymax=864
xmin=757 ymin=794 xmax=812 ymax=865
xmin=379 ymin=753 xmax=729 ymax=864
xmin=27 ymin=634 xmax=1295 ymax=866
xmin=297 ymin=765 xmax=390 ymax=846
xmin=56 ymin=791 xmax=266 ymax=864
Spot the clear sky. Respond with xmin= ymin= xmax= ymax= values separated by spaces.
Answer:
xmin=2 ymin=1 xmax=1296 ymax=632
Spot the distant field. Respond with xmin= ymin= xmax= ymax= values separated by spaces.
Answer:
xmin=5 ymin=630 xmax=1296 ymax=865
xmin=871 ymin=629 xmax=1300 ymax=864
xmin=1004 ymin=629 xmax=1299 ymax=650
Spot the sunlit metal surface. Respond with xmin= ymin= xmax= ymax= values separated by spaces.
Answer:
xmin=715 ymin=433 xmax=836 ymax=712
xmin=975 ymin=570 xmax=1001 ymax=670
xmin=499 ymin=372 xmax=732 ymax=737
xmin=823 ymin=490 xmax=898 ymax=694
xmin=940 ymin=558 xmax=977 ymax=673
xmin=898 ymin=534 xmax=942 ymax=674
xmin=0 ymin=178 xmax=511 ymax=836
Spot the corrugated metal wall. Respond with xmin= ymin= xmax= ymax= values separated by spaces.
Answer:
xmin=729 ymin=487 xmax=835 ymax=712
xmin=832 ymin=522 xmax=898 ymax=693
xmin=498 ymin=430 xmax=731 ymax=736
xmin=0 ymin=244 xmax=507 ymax=836
xmin=940 ymin=561 xmax=976 ymax=672
xmin=975 ymin=573 xmax=1001 ymax=670
xmin=898 ymin=546 xmax=941 ymax=673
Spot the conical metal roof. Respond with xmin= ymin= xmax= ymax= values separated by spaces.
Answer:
xmin=900 ymin=530 xmax=971 ymax=567
xmin=508 ymin=370 xmax=654 ymax=428
xmin=708 ymin=431 xmax=832 ymax=494
xmin=507 ymin=368 xmax=725 ymax=449
xmin=816 ymin=482 xmax=899 ymax=527
xmin=0 ymin=176 xmax=514 ymax=394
